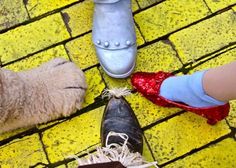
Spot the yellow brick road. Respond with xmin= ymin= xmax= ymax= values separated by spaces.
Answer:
xmin=0 ymin=0 xmax=236 ymax=167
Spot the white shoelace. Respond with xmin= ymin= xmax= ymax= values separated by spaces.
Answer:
xmin=71 ymin=132 xmax=158 ymax=168
xmin=102 ymin=88 xmax=131 ymax=99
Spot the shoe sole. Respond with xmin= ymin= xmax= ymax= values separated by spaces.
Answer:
xmin=101 ymin=62 xmax=135 ymax=79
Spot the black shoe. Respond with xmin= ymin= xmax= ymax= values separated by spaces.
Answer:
xmin=101 ymin=96 xmax=143 ymax=154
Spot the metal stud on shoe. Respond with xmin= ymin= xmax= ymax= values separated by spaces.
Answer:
xmin=126 ymin=40 xmax=131 ymax=46
xmin=96 ymin=40 xmax=101 ymax=45
xmin=115 ymin=42 xmax=120 ymax=47
xmin=104 ymin=41 xmax=109 ymax=48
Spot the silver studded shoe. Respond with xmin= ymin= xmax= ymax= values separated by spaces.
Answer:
xmin=92 ymin=0 xmax=137 ymax=78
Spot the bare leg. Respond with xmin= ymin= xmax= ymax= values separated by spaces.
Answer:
xmin=203 ymin=61 xmax=236 ymax=102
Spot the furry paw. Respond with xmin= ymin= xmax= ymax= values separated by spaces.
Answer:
xmin=0 ymin=58 xmax=87 ymax=133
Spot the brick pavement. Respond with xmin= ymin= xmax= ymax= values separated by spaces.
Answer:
xmin=0 ymin=0 xmax=236 ymax=167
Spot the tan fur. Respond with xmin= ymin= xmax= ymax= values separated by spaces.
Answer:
xmin=0 ymin=58 xmax=87 ymax=134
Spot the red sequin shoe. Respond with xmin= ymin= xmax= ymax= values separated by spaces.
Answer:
xmin=131 ymin=71 xmax=230 ymax=125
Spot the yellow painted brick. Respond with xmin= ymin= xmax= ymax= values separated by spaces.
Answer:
xmin=185 ymin=43 xmax=236 ymax=70
xmin=37 ymin=120 xmax=63 ymax=130
xmin=6 ymin=45 xmax=69 ymax=71
xmin=0 ymin=0 xmax=29 ymax=31
xmin=67 ymin=160 xmax=78 ymax=168
xmin=164 ymin=138 xmax=236 ymax=168
xmin=170 ymin=10 xmax=236 ymax=64
xmin=143 ymin=138 xmax=155 ymax=164
xmin=100 ymin=41 xmax=182 ymax=89
xmin=62 ymin=1 xmax=93 ymax=37
xmin=36 ymin=165 xmax=46 ymax=168
xmin=83 ymin=67 xmax=106 ymax=107
xmin=135 ymin=0 xmax=210 ymax=42
xmin=205 ymin=0 xmax=236 ymax=12
xmin=228 ymin=101 xmax=236 ymax=128
xmin=145 ymin=112 xmax=230 ymax=164
xmin=126 ymin=93 xmax=180 ymax=128
xmin=0 ymin=128 xmax=28 ymax=141
xmin=135 ymin=41 xmax=182 ymax=72
xmin=42 ymin=106 xmax=104 ymax=163
xmin=66 ymin=34 xmax=98 ymax=69
xmin=0 ymin=134 xmax=48 ymax=167
xmin=100 ymin=65 xmax=135 ymax=89
xmin=136 ymin=0 xmax=163 ymax=9
xmin=132 ymin=0 xmax=140 ymax=11
xmin=99 ymin=67 xmax=132 ymax=89
xmin=55 ymin=165 xmax=66 ymax=168
xmin=136 ymin=26 xmax=145 ymax=46
xmin=233 ymin=5 xmax=236 ymax=11
xmin=0 ymin=14 xmax=70 ymax=64
xmin=26 ymin=0 xmax=80 ymax=18
xmin=189 ymin=46 xmax=236 ymax=73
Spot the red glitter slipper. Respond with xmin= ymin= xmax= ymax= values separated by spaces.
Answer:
xmin=131 ymin=71 xmax=230 ymax=125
